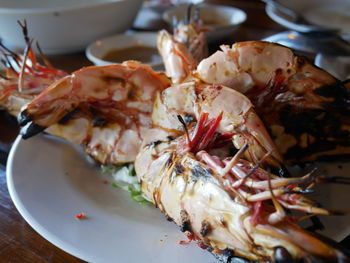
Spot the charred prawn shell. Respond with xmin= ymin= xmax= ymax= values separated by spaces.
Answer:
xmin=137 ymin=134 xmax=349 ymax=263
xmin=136 ymin=82 xmax=349 ymax=263
xmin=251 ymin=75 xmax=350 ymax=165
xmin=196 ymin=41 xmax=350 ymax=164
xmin=18 ymin=62 xmax=171 ymax=165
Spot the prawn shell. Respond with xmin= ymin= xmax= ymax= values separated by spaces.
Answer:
xmin=20 ymin=62 xmax=171 ymax=165
xmin=152 ymin=81 xmax=282 ymax=166
xmin=197 ymin=41 xmax=350 ymax=164
xmin=136 ymin=139 xmax=347 ymax=262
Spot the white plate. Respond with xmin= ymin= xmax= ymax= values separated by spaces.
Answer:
xmin=315 ymin=53 xmax=350 ymax=80
xmin=314 ymin=34 xmax=350 ymax=82
xmin=292 ymin=163 xmax=350 ymax=241
xmin=6 ymin=135 xmax=350 ymax=262
xmin=6 ymin=135 xmax=210 ymax=263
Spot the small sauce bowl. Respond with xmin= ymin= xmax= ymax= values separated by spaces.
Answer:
xmin=86 ymin=32 xmax=163 ymax=70
xmin=163 ymin=3 xmax=247 ymax=43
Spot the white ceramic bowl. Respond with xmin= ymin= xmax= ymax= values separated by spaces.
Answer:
xmin=265 ymin=0 xmax=350 ymax=36
xmin=162 ymin=3 xmax=246 ymax=42
xmin=86 ymin=32 xmax=163 ymax=69
xmin=0 ymin=0 xmax=143 ymax=54
xmin=143 ymin=0 xmax=204 ymax=14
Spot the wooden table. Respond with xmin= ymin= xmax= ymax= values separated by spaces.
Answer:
xmin=0 ymin=1 xmax=348 ymax=262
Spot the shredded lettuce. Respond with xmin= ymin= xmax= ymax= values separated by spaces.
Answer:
xmin=101 ymin=164 xmax=151 ymax=205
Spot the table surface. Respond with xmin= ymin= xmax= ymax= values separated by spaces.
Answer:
xmin=0 ymin=1 xmax=349 ymax=262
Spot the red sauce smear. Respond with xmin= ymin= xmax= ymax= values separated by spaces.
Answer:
xmin=75 ymin=212 xmax=86 ymax=219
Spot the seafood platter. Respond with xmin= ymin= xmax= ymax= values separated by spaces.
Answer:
xmin=2 ymin=6 xmax=350 ymax=263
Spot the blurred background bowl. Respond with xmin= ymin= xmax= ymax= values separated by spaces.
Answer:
xmin=265 ymin=0 xmax=350 ymax=36
xmin=0 ymin=0 xmax=143 ymax=54
xmin=162 ymin=3 xmax=246 ymax=43
xmin=86 ymin=32 xmax=163 ymax=70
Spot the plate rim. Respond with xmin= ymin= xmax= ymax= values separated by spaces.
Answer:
xmin=6 ymin=135 xmax=92 ymax=262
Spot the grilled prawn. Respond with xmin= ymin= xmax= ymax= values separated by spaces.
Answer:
xmin=0 ymin=22 xmax=67 ymax=116
xmin=19 ymin=62 xmax=171 ymax=164
xmin=157 ymin=5 xmax=208 ymax=83
xmin=136 ymin=131 xmax=348 ymax=262
xmin=196 ymin=41 xmax=350 ymax=164
xmin=135 ymin=82 xmax=348 ymax=262
xmin=152 ymin=81 xmax=282 ymax=169
xmin=159 ymin=21 xmax=350 ymax=164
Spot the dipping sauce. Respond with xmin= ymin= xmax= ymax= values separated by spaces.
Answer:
xmin=202 ymin=18 xmax=229 ymax=27
xmin=102 ymin=46 xmax=162 ymax=65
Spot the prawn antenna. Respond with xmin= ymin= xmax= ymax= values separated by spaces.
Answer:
xmin=0 ymin=42 xmax=21 ymax=63
xmin=17 ymin=20 xmax=30 ymax=45
xmin=177 ymin=115 xmax=191 ymax=146
xmin=18 ymin=38 xmax=33 ymax=92
xmin=36 ymin=41 xmax=53 ymax=68
xmin=243 ymin=149 xmax=273 ymax=180
xmin=185 ymin=3 xmax=193 ymax=25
